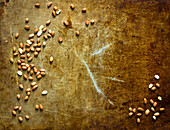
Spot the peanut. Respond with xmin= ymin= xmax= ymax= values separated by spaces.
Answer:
xmin=90 ymin=20 xmax=95 ymax=24
xmin=13 ymin=47 xmax=16 ymax=52
xmin=17 ymin=60 xmax=21 ymax=64
xmin=25 ymin=18 xmax=29 ymax=23
xmin=46 ymin=20 xmax=51 ymax=25
xmin=145 ymin=109 xmax=150 ymax=116
xmin=18 ymin=117 xmax=23 ymax=122
xmin=25 ymin=25 xmax=30 ymax=30
xmin=33 ymin=44 xmax=38 ymax=47
xmin=153 ymin=102 xmax=157 ymax=107
xmin=160 ymin=108 xmax=165 ymax=111
xmin=132 ymin=108 xmax=136 ymax=113
xmin=30 ymin=39 xmax=34 ymax=43
xmin=42 ymin=28 xmax=47 ymax=32
xmin=128 ymin=112 xmax=133 ymax=117
xmin=35 ymin=3 xmax=40 ymax=8
xmin=144 ymin=98 xmax=147 ymax=104
xmin=58 ymin=37 xmax=63 ymax=43
xmin=25 ymin=96 xmax=29 ymax=101
xmin=30 ymin=70 xmax=34 ymax=75
xmin=47 ymin=2 xmax=52 ymax=8
xmin=155 ymin=83 xmax=160 ymax=88
xmin=153 ymin=116 xmax=156 ymax=120
xmin=23 ymin=74 xmax=27 ymax=80
xmin=25 ymin=115 xmax=29 ymax=120
xmin=13 ymin=52 xmax=18 ymax=56
xmin=14 ymin=106 xmax=19 ymax=110
xmin=137 ymin=118 xmax=140 ymax=124
xmin=154 ymin=75 xmax=160 ymax=80
xmin=41 ymin=71 xmax=46 ymax=76
xmin=28 ymin=57 xmax=33 ymax=62
xmin=26 ymin=88 xmax=31 ymax=92
xmin=82 ymin=8 xmax=86 ymax=12
xmin=39 ymin=104 xmax=43 ymax=110
xmin=85 ymin=20 xmax=89 ymax=26
xmin=37 ymin=43 xmax=41 ymax=47
xmin=53 ymin=6 xmax=58 ymax=11
xmin=37 ymin=38 xmax=40 ymax=43
xmin=17 ymin=94 xmax=20 ymax=100
xmin=151 ymin=107 xmax=155 ymax=112
xmin=26 ymin=48 xmax=30 ymax=52
xmin=37 ymin=74 xmax=42 ymax=79
xmin=154 ymin=112 xmax=160 ymax=116
xmin=151 ymin=86 xmax=156 ymax=91
xmin=12 ymin=110 xmax=16 ymax=116
xmin=70 ymin=4 xmax=75 ymax=10
xmin=35 ymin=105 xmax=39 ymax=110
xmin=137 ymin=113 xmax=142 ymax=117
xmin=33 ymin=67 xmax=38 ymax=73
xmin=26 ymin=43 xmax=30 ymax=47
xmin=51 ymin=31 xmax=55 ymax=37
xmin=27 ymin=91 xmax=31 ymax=96
xmin=34 ymin=52 xmax=39 ymax=56
xmin=22 ymin=66 xmax=27 ymax=70
xmin=150 ymin=99 xmax=154 ymax=104
xmin=36 ymin=71 xmax=41 ymax=76
xmin=30 ymin=64 xmax=35 ymax=68
xmin=10 ymin=58 xmax=14 ymax=63
xmin=31 ymin=82 xmax=37 ymax=87
xmin=15 ymin=33 xmax=19 ymax=38
xmin=63 ymin=20 xmax=69 ymax=26
xmin=43 ymin=35 xmax=48 ymax=40
xmin=129 ymin=107 xmax=133 ymax=111
xmin=18 ymin=65 xmax=21 ymax=70
xmin=50 ymin=56 xmax=53 ymax=62
xmin=42 ymin=90 xmax=48 ymax=95
xmin=28 ymin=76 xmax=33 ymax=81
xmin=34 ymin=29 xmax=39 ymax=34
xmin=18 ymin=106 xmax=22 ymax=112
xmin=76 ymin=31 xmax=80 ymax=36
xmin=20 ymin=55 xmax=26 ymax=59
xmin=52 ymin=10 xmax=56 ymax=17
xmin=17 ymin=71 xmax=22 ymax=76
xmin=30 ymin=47 xmax=35 ymax=52
xmin=43 ymin=42 xmax=46 ymax=47
xmin=149 ymin=83 xmax=153 ymax=89
xmin=19 ymin=84 xmax=24 ymax=90
xmin=138 ymin=107 xmax=144 ymax=112
xmin=29 ymin=34 xmax=34 ymax=38
xmin=32 ymin=85 xmax=38 ymax=90
xmin=47 ymin=34 xmax=51 ymax=37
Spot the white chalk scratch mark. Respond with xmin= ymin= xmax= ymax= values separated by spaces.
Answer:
xmin=75 ymin=51 xmax=114 ymax=105
xmin=91 ymin=43 xmax=112 ymax=56
xmin=102 ymin=76 xmax=125 ymax=83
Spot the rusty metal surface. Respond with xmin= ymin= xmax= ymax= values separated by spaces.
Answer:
xmin=0 ymin=0 xmax=170 ymax=129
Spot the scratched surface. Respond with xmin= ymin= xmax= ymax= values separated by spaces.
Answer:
xmin=0 ymin=0 xmax=170 ymax=129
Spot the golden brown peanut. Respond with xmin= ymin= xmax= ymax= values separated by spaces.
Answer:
xmin=19 ymin=84 xmax=24 ymax=90
xmin=37 ymin=38 xmax=40 ymax=43
xmin=153 ymin=116 xmax=156 ymax=120
xmin=47 ymin=2 xmax=52 ymax=8
xmin=129 ymin=112 xmax=133 ymax=117
xmin=23 ymin=74 xmax=27 ymax=80
xmin=138 ymin=107 xmax=144 ymax=112
xmin=29 ymin=34 xmax=34 ymax=38
xmin=76 ymin=31 xmax=80 ymax=36
xmin=47 ymin=34 xmax=51 ymax=37
xmin=28 ymin=76 xmax=33 ymax=81
xmin=13 ymin=47 xmax=16 ymax=52
xmin=46 ymin=20 xmax=51 ymax=25
xmin=17 ymin=60 xmax=21 ymax=64
xmin=26 ymin=88 xmax=31 ymax=92
xmin=15 ymin=33 xmax=19 ymax=38
xmin=90 ymin=20 xmax=95 ymax=24
xmin=30 ymin=47 xmax=35 ymax=52
xmin=37 ymin=43 xmax=41 ymax=47
xmin=150 ymin=99 xmax=154 ymax=104
xmin=53 ymin=6 xmax=58 ymax=11
xmin=26 ymin=43 xmax=30 ymax=47
xmin=12 ymin=110 xmax=16 ymax=116
xmin=27 ymin=91 xmax=31 ymax=96
xmin=43 ymin=42 xmax=46 ymax=47
xmin=14 ymin=106 xmax=19 ymax=110
xmin=17 ymin=94 xmax=21 ymax=100
xmin=33 ymin=67 xmax=38 ymax=73
xmin=43 ymin=35 xmax=48 ymax=40
xmin=129 ymin=107 xmax=133 ymax=111
xmin=32 ymin=85 xmax=38 ymax=90
xmin=30 ymin=64 xmax=35 ymax=68
xmin=36 ymin=71 xmax=41 ymax=76
xmin=42 ymin=28 xmax=47 ymax=32
xmin=27 ymin=53 xmax=31 ymax=58
xmin=85 ymin=20 xmax=89 ymax=26
xmin=26 ymin=48 xmax=30 ymax=52
xmin=21 ymin=59 xmax=25 ymax=63
xmin=36 ymin=48 xmax=41 ymax=52
xmin=35 ymin=3 xmax=40 ymax=8
xmin=145 ymin=109 xmax=150 ymax=116
xmin=58 ymin=37 xmax=63 ymax=43
xmin=20 ymin=55 xmax=26 ymax=59
xmin=151 ymin=107 xmax=155 ymax=112
xmin=41 ymin=71 xmax=46 ymax=76
xmin=10 ymin=58 xmax=14 ymax=63
xmin=31 ymin=82 xmax=37 ymax=87
xmin=155 ymin=83 xmax=160 ymax=88
xmin=21 ymin=63 xmax=26 ymax=66
xmin=158 ymin=96 xmax=162 ymax=101
xmin=154 ymin=112 xmax=160 ymax=116
xmin=18 ymin=65 xmax=21 ymax=70
xmin=28 ymin=57 xmax=33 ymax=62
xmin=17 ymin=71 xmax=22 ymax=76
xmin=35 ymin=105 xmax=39 ymax=110
xmin=37 ymin=75 xmax=42 ymax=79
xmin=22 ymin=66 xmax=27 ymax=70
xmin=82 ymin=8 xmax=86 ymax=12
xmin=154 ymin=75 xmax=160 ymax=80
xmin=132 ymin=108 xmax=136 ymax=113
xmin=51 ymin=31 xmax=55 ymax=37
xmin=13 ymin=52 xmax=18 ymax=56
xmin=34 ymin=52 xmax=38 ymax=56
xmin=34 ymin=29 xmax=39 ymax=34
xmin=63 ymin=20 xmax=69 ymax=26
xmin=153 ymin=102 xmax=157 ymax=107
xmin=70 ymin=4 xmax=75 ymax=10
xmin=25 ymin=115 xmax=29 ymax=120
xmin=25 ymin=96 xmax=29 ymax=101
xmin=18 ymin=106 xmax=22 ymax=111
xmin=39 ymin=69 xmax=45 ymax=72
xmin=52 ymin=10 xmax=56 ymax=17
xmin=151 ymin=86 xmax=156 ymax=91
xmin=25 ymin=25 xmax=30 ymax=30
xmin=30 ymin=70 xmax=34 ymax=75
xmin=144 ymin=98 xmax=147 ymax=104
xmin=137 ymin=118 xmax=140 ymax=124
xmin=160 ymin=108 xmax=165 ymax=111
xmin=39 ymin=104 xmax=43 ymax=110
xmin=137 ymin=113 xmax=142 ymax=117
xmin=25 ymin=18 xmax=29 ymax=23
xmin=18 ymin=117 xmax=23 ymax=122
xmin=19 ymin=43 xmax=23 ymax=48
xmin=50 ymin=56 xmax=53 ymax=62
xmin=30 ymin=39 xmax=34 ymax=43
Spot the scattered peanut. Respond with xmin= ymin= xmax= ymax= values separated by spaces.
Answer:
xmin=58 ymin=37 xmax=63 ymax=43
xmin=15 ymin=33 xmax=19 ymax=39
xmin=39 ymin=104 xmax=43 ymax=110
xmin=14 ymin=106 xmax=19 ymax=110
xmin=12 ymin=110 xmax=16 ymax=116
xmin=52 ymin=10 xmax=56 ymax=17
xmin=160 ymin=108 xmax=165 ymax=111
xmin=13 ymin=52 xmax=18 ymax=56
xmin=25 ymin=96 xmax=29 ymax=101
xmin=155 ymin=83 xmax=160 ymax=88
xmin=154 ymin=112 xmax=160 ymax=116
xmin=145 ymin=109 xmax=150 ymax=116
xmin=132 ymin=108 xmax=136 ymax=113
xmin=17 ymin=71 xmax=22 ymax=76
xmin=19 ymin=84 xmax=24 ymax=90
xmin=151 ymin=107 xmax=155 ymax=112
xmin=27 ymin=91 xmax=31 ymax=96
xmin=158 ymin=96 xmax=162 ymax=101
xmin=154 ymin=75 xmax=160 ymax=80
xmin=85 ymin=20 xmax=89 ymax=26
xmin=43 ymin=42 xmax=46 ymax=47
xmin=153 ymin=102 xmax=157 ymax=107
xmin=17 ymin=94 xmax=21 ymax=100
xmin=32 ymin=85 xmax=38 ymax=90
xmin=35 ymin=105 xmax=39 ymax=110
xmin=153 ymin=116 xmax=156 ymax=120
xmin=137 ymin=118 xmax=140 ymax=124
xmin=149 ymin=83 xmax=153 ymax=89
xmin=129 ymin=107 xmax=133 ymax=111
xmin=18 ymin=117 xmax=23 ymax=122
xmin=29 ymin=34 xmax=34 ymax=38
xmin=53 ymin=6 xmax=58 ymax=11
xmin=63 ymin=20 xmax=69 ymax=26
xmin=76 ymin=31 xmax=80 ymax=36
xmin=46 ymin=20 xmax=51 ymax=25
xmin=90 ymin=20 xmax=95 ymax=24
xmin=137 ymin=113 xmax=142 ymax=117
xmin=129 ymin=112 xmax=133 ymax=117
xmin=151 ymin=86 xmax=156 ymax=91
xmin=22 ymin=66 xmax=27 ymax=70
xmin=13 ymin=47 xmax=16 ymax=52
xmin=23 ymin=74 xmax=27 ymax=80
xmin=150 ymin=99 xmax=154 ymax=104
xmin=17 ymin=60 xmax=21 ymax=64
xmin=138 ymin=107 xmax=144 ymax=112
xmin=19 ymin=106 xmax=22 ymax=112
xmin=42 ymin=90 xmax=48 ymax=95
xmin=25 ymin=115 xmax=29 ymax=120
xmin=43 ymin=35 xmax=48 ymax=40
xmin=35 ymin=3 xmax=40 ymax=8
xmin=25 ymin=18 xmax=29 ymax=23
xmin=144 ymin=98 xmax=147 ymax=104
xmin=50 ymin=56 xmax=53 ymax=62
xmin=25 ymin=25 xmax=30 ymax=30
xmin=47 ymin=2 xmax=52 ymax=8
xmin=10 ymin=58 xmax=14 ymax=63
xmin=70 ymin=4 xmax=75 ymax=10
xmin=82 ymin=8 xmax=86 ymax=12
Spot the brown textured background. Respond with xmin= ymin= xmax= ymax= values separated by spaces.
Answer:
xmin=0 ymin=0 xmax=170 ymax=129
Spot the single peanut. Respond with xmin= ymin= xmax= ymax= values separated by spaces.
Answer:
xmin=138 ymin=107 xmax=144 ymax=112
xmin=33 ymin=43 xmax=38 ymax=47
xmin=30 ymin=47 xmax=35 ymax=52
xmin=47 ymin=34 xmax=51 ymax=37
xmin=32 ymin=85 xmax=38 ymax=90
xmin=37 ymin=43 xmax=41 ymax=47
xmin=33 ymin=67 xmax=38 ymax=73
xmin=149 ymin=83 xmax=153 ymax=89
xmin=150 ymin=99 xmax=154 ymax=104
xmin=30 ymin=70 xmax=34 ymax=75
xmin=154 ymin=112 xmax=160 ymax=116
xmin=51 ymin=31 xmax=55 ymax=37
xmin=17 ymin=71 xmax=22 ymax=76
xmin=36 ymin=71 xmax=41 ymax=76
xmin=132 ymin=108 xmax=136 ymax=113
xmin=18 ymin=117 xmax=23 ymax=122
xmin=145 ymin=109 xmax=150 ymax=116
xmin=15 ymin=33 xmax=19 ymax=38
xmin=42 ymin=28 xmax=47 ymax=32
xmin=37 ymin=75 xmax=42 ymax=79
xmin=23 ymin=74 xmax=27 ymax=80
xmin=154 ymin=75 xmax=160 ymax=80
xmin=25 ymin=25 xmax=30 ymax=30
xmin=39 ymin=104 xmax=43 ymax=110
xmin=28 ymin=57 xmax=33 ymax=62
xmin=52 ymin=10 xmax=56 ymax=17
xmin=155 ymin=83 xmax=160 ymax=88
xmin=12 ymin=110 xmax=16 ymax=116
xmin=90 ymin=20 xmax=95 ymax=24
xmin=153 ymin=116 xmax=156 ymax=120
xmin=151 ymin=86 xmax=156 ymax=91
xmin=43 ymin=42 xmax=46 ymax=47
xmin=10 ymin=58 xmax=14 ymax=63
xmin=70 ymin=4 xmax=75 ymax=10
xmin=27 ymin=91 xmax=31 ymax=96
xmin=17 ymin=94 xmax=20 ymax=100
xmin=18 ymin=106 xmax=22 ymax=112
xmin=35 ymin=105 xmax=39 ymax=110
xmin=58 ymin=37 xmax=63 ymax=43
xmin=63 ymin=20 xmax=69 ymax=26
xmin=29 ymin=34 xmax=34 ymax=38
xmin=19 ymin=84 xmax=24 ymax=90
xmin=129 ymin=107 xmax=133 ymax=111
xmin=25 ymin=18 xmax=29 ymax=23
xmin=160 ymin=108 xmax=165 ymax=111
xmin=76 ymin=31 xmax=80 ymax=36
xmin=22 ymin=66 xmax=27 ymax=70
xmin=26 ymin=43 xmax=30 ymax=47
xmin=30 ymin=64 xmax=35 ymax=68
xmin=21 ymin=63 xmax=26 ymax=66
xmin=28 ymin=76 xmax=33 ymax=81
xmin=82 ymin=8 xmax=86 ymax=12
xmin=20 ymin=55 xmax=26 ymax=59
xmin=34 ymin=29 xmax=39 ymax=34
xmin=34 ymin=52 xmax=39 ymax=56
xmin=25 ymin=115 xmax=29 ymax=120
xmin=41 ymin=71 xmax=46 ymax=76
xmin=26 ymin=48 xmax=30 ymax=52
xmin=85 ymin=20 xmax=89 ymax=26
xmin=25 ymin=96 xmax=29 ymax=101
xmin=153 ymin=102 xmax=157 ymax=107
xmin=31 ymin=82 xmax=37 ymax=87
xmin=43 ymin=35 xmax=48 ymax=40
xmin=53 ymin=6 xmax=58 ymax=11
xmin=151 ymin=107 xmax=155 ymax=112
xmin=46 ymin=20 xmax=51 ymax=25
xmin=50 ymin=56 xmax=53 ymax=62
xmin=18 ymin=65 xmax=21 ymax=70
xmin=14 ymin=106 xmax=19 ymax=110
xmin=47 ymin=2 xmax=52 ymax=8
xmin=13 ymin=52 xmax=18 ymax=56
xmin=35 ymin=3 xmax=40 ymax=8
xmin=17 ymin=60 xmax=21 ymax=64
xmin=137 ymin=118 xmax=140 ymax=124
xmin=137 ymin=113 xmax=142 ymax=117
xmin=13 ymin=47 xmax=16 ymax=52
